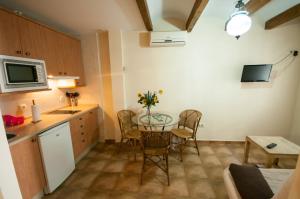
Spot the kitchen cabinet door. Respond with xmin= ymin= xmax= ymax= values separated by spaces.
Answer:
xmin=41 ymin=27 xmax=64 ymax=76
xmin=60 ymin=36 xmax=86 ymax=86
xmin=72 ymin=39 xmax=86 ymax=86
xmin=0 ymin=9 xmax=22 ymax=56
xmin=17 ymin=17 xmax=44 ymax=59
xmin=10 ymin=137 xmax=45 ymax=199
xmin=87 ymin=109 xmax=99 ymax=144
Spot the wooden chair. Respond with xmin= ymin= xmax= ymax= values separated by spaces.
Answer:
xmin=171 ymin=109 xmax=202 ymax=161
xmin=140 ymin=130 xmax=171 ymax=186
xmin=117 ymin=110 xmax=141 ymax=160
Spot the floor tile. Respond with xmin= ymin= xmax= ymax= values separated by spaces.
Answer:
xmin=102 ymin=160 xmax=128 ymax=173
xmin=115 ymin=173 xmax=140 ymax=192
xmin=188 ymin=180 xmax=216 ymax=199
xmin=43 ymin=142 xmax=297 ymax=199
xmin=201 ymin=155 xmax=222 ymax=167
xmin=68 ymin=171 xmax=98 ymax=189
xmin=163 ymin=177 xmax=189 ymax=197
xmin=184 ymin=165 xmax=208 ymax=181
xmin=89 ymin=172 xmax=119 ymax=190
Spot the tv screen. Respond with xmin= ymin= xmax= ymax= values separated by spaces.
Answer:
xmin=241 ymin=64 xmax=272 ymax=82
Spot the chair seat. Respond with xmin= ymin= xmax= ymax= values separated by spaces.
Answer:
xmin=125 ymin=129 xmax=141 ymax=139
xmin=144 ymin=147 xmax=168 ymax=156
xmin=171 ymin=128 xmax=193 ymax=139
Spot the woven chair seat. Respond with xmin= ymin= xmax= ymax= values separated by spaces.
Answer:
xmin=126 ymin=129 xmax=141 ymax=139
xmin=144 ymin=147 xmax=168 ymax=156
xmin=171 ymin=128 xmax=193 ymax=139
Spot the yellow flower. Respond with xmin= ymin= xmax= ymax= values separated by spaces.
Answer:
xmin=159 ymin=89 xmax=163 ymax=95
xmin=138 ymin=93 xmax=142 ymax=97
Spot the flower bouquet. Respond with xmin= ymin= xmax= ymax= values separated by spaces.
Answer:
xmin=137 ymin=90 xmax=163 ymax=116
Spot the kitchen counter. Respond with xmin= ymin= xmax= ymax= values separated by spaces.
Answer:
xmin=6 ymin=104 xmax=99 ymax=146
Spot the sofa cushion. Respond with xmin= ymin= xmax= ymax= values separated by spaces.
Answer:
xmin=229 ymin=164 xmax=274 ymax=199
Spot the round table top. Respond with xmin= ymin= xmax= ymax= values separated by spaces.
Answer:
xmin=134 ymin=112 xmax=178 ymax=127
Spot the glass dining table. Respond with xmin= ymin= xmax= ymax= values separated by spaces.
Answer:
xmin=133 ymin=112 xmax=178 ymax=131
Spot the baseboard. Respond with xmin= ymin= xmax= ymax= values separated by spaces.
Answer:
xmin=105 ymin=139 xmax=116 ymax=144
xmin=197 ymin=140 xmax=245 ymax=144
xmin=75 ymin=141 xmax=98 ymax=163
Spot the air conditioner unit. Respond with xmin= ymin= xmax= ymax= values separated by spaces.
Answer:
xmin=149 ymin=31 xmax=187 ymax=47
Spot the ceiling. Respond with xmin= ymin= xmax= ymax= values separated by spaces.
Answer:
xmin=0 ymin=0 xmax=299 ymax=36
xmin=146 ymin=0 xmax=195 ymax=31
xmin=0 ymin=0 xmax=145 ymax=35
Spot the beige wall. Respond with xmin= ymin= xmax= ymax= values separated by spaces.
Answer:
xmin=290 ymin=83 xmax=300 ymax=145
xmin=122 ymin=16 xmax=300 ymax=141
xmin=0 ymin=85 xmax=68 ymax=117
xmin=108 ymin=30 xmax=127 ymax=141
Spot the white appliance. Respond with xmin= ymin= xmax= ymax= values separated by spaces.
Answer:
xmin=149 ymin=31 xmax=187 ymax=47
xmin=0 ymin=55 xmax=48 ymax=93
xmin=38 ymin=122 xmax=75 ymax=193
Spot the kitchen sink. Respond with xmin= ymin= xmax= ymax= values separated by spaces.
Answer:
xmin=6 ymin=133 xmax=16 ymax=140
xmin=48 ymin=110 xmax=81 ymax=115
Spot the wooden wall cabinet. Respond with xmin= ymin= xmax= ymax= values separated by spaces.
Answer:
xmin=0 ymin=8 xmax=86 ymax=86
xmin=70 ymin=109 xmax=99 ymax=159
xmin=0 ymin=9 xmax=43 ymax=59
xmin=17 ymin=17 xmax=44 ymax=59
xmin=0 ymin=9 xmax=22 ymax=56
xmin=10 ymin=136 xmax=45 ymax=199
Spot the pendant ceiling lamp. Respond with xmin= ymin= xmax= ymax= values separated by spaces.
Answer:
xmin=225 ymin=0 xmax=252 ymax=39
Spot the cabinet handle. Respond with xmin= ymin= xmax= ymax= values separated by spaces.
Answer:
xmin=59 ymin=72 xmax=62 ymax=75
xmin=31 ymin=138 xmax=36 ymax=142
xmin=80 ymin=125 xmax=83 ymax=128
xmin=82 ymin=139 xmax=85 ymax=142
xmin=79 ymin=118 xmax=82 ymax=120
xmin=64 ymin=72 xmax=67 ymax=75
xmin=25 ymin=52 xmax=31 ymax=56
xmin=16 ymin=50 xmax=22 ymax=54
xmin=81 ymin=132 xmax=84 ymax=135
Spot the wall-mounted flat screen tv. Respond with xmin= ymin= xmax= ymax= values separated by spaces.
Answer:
xmin=241 ymin=64 xmax=272 ymax=82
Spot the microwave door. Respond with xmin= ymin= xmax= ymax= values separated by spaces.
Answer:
xmin=4 ymin=62 xmax=38 ymax=84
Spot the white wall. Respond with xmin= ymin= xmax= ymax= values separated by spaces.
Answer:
xmin=290 ymin=83 xmax=300 ymax=145
xmin=0 ymin=109 xmax=22 ymax=199
xmin=122 ymin=16 xmax=300 ymax=141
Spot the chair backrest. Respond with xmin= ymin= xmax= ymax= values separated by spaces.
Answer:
xmin=178 ymin=109 xmax=202 ymax=138
xmin=140 ymin=130 xmax=170 ymax=151
xmin=117 ymin=110 xmax=137 ymax=138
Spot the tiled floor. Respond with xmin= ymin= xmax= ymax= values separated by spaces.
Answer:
xmin=43 ymin=142 xmax=297 ymax=199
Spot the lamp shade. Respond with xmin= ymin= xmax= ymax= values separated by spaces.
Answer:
xmin=225 ymin=11 xmax=252 ymax=37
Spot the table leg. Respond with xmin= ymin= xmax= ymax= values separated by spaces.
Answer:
xmin=266 ymin=156 xmax=274 ymax=168
xmin=244 ymin=139 xmax=251 ymax=164
xmin=274 ymin=158 xmax=279 ymax=166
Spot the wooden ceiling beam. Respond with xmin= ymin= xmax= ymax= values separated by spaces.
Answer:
xmin=265 ymin=4 xmax=300 ymax=30
xmin=136 ymin=0 xmax=153 ymax=31
xmin=245 ymin=0 xmax=271 ymax=14
xmin=186 ymin=0 xmax=209 ymax=32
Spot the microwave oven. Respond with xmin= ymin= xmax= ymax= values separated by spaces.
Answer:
xmin=0 ymin=55 xmax=49 ymax=93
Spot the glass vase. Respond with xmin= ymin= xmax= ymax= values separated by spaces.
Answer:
xmin=146 ymin=106 xmax=151 ymax=117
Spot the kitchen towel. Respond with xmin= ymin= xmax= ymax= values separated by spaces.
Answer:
xmin=31 ymin=104 xmax=41 ymax=123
